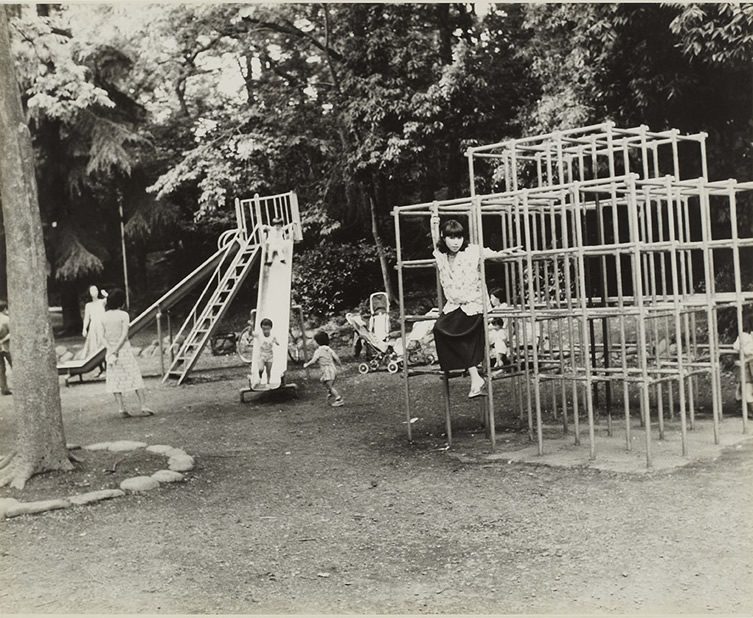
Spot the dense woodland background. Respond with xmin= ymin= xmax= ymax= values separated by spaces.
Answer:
xmin=0 ymin=2 xmax=751 ymax=332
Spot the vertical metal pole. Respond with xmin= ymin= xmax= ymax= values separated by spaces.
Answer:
xmin=253 ymin=193 xmax=262 ymax=242
xmin=728 ymin=181 xmax=749 ymax=434
xmin=167 ymin=310 xmax=174 ymax=363
xmin=606 ymin=128 xmax=631 ymax=450
xmin=522 ymin=190 xmax=544 ymax=455
xmin=697 ymin=179 xmax=721 ymax=444
xmin=393 ymin=208 xmax=413 ymax=442
xmin=573 ymin=183 xmax=597 ymax=460
xmin=664 ymin=178 xmax=689 ymax=455
xmin=628 ymin=174 xmax=653 ymax=468
xmin=156 ymin=307 xmax=164 ymax=377
xmin=118 ymin=195 xmax=130 ymax=309
xmin=297 ymin=305 xmax=310 ymax=381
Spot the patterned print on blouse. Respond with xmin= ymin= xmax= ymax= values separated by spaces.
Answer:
xmin=433 ymin=244 xmax=498 ymax=316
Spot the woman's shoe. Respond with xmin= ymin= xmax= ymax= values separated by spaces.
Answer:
xmin=331 ymin=397 xmax=344 ymax=407
xmin=468 ymin=384 xmax=486 ymax=399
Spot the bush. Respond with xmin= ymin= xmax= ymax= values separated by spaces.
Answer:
xmin=293 ymin=242 xmax=394 ymax=317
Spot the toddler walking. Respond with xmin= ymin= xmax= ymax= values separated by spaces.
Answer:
xmin=304 ymin=331 xmax=344 ymax=407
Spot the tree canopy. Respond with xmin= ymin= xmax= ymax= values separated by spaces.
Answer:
xmin=1 ymin=2 xmax=750 ymax=318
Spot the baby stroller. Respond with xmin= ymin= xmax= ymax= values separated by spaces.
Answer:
xmin=346 ymin=311 xmax=402 ymax=375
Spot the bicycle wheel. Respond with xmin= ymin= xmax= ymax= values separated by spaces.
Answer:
xmin=236 ymin=326 xmax=254 ymax=364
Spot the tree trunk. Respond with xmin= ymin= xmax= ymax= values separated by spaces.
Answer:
xmin=365 ymin=185 xmax=394 ymax=303
xmin=0 ymin=6 xmax=72 ymax=489
xmin=60 ymin=281 xmax=82 ymax=335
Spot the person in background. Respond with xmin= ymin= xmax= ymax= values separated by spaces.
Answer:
xmin=489 ymin=287 xmax=507 ymax=311
xmin=102 ymin=289 xmax=153 ymax=418
xmin=0 ymin=300 xmax=11 ymax=395
xmin=489 ymin=318 xmax=509 ymax=368
xmin=78 ymin=285 xmax=108 ymax=374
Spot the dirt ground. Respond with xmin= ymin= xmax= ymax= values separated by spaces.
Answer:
xmin=1 ymin=353 xmax=752 ymax=614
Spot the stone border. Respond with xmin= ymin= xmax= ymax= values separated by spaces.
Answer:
xmin=0 ymin=440 xmax=195 ymax=520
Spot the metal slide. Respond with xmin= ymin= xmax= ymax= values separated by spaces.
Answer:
xmin=248 ymin=239 xmax=295 ymax=390
xmin=57 ymin=235 xmax=241 ymax=382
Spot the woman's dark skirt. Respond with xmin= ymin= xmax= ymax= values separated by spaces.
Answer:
xmin=432 ymin=308 xmax=485 ymax=372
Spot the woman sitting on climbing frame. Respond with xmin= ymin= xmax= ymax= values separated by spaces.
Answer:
xmin=430 ymin=214 xmax=522 ymax=399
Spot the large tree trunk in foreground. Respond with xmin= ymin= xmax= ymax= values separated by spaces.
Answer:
xmin=0 ymin=6 xmax=72 ymax=489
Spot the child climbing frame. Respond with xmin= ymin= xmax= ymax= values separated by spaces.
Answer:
xmin=393 ymin=122 xmax=753 ymax=468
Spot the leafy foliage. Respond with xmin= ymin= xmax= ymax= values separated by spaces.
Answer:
xmin=292 ymin=242 xmax=395 ymax=316
xmin=2 ymin=3 xmax=751 ymax=319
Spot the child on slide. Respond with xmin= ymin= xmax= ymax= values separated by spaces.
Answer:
xmin=262 ymin=217 xmax=291 ymax=265
xmin=304 ymin=331 xmax=344 ymax=407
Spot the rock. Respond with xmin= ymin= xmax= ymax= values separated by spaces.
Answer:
xmin=167 ymin=454 xmax=195 ymax=472
xmin=165 ymin=447 xmax=188 ymax=459
xmin=5 ymin=499 xmax=70 ymax=518
xmin=120 ymin=476 xmax=160 ymax=493
xmin=59 ymin=351 xmax=74 ymax=363
xmin=66 ymin=443 xmax=82 ymax=451
xmin=151 ymin=469 xmax=184 ymax=483
xmin=0 ymin=497 xmax=20 ymax=519
xmin=145 ymin=444 xmax=174 ymax=455
xmin=107 ymin=440 xmax=148 ymax=452
xmin=55 ymin=345 xmax=67 ymax=358
xmin=68 ymin=489 xmax=125 ymax=506
xmin=84 ymin=442 xmax=113 ymax=451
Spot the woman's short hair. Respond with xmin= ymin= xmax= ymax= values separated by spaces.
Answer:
xmin=435 ymin=219 xmax=469 ymax=253
xmin=105 ymin=288 xmax=126 ymax=311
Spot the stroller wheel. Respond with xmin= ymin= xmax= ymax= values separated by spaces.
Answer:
xmin=387 ymin=360 xmax=400 ymax=374
xmin=358 ymin=362 xmax=370 ymax=375
xmin=369 ymin=359 xmax=380 ymax=371
xmin=427 ymin=354 xmax=436 ymax=364
xmin=408 ymin=352 xmax=420 ymax=365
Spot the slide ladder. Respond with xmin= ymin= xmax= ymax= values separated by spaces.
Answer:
xmin=57 ymin=229 xmax=243 ymax=383
xmin=163 ymin=229 xmax=261 ymax=384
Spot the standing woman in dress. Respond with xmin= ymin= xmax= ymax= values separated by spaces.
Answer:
xmin=78 ymin=284 xmax=107 ymax=366
xmin=431 ymin=215 xmax=520 ymax=398
xmin=102 ymin=288 xmax=154 ymax=417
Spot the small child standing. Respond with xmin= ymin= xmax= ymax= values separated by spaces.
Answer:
xmin=255 ymin=318 xmax=280 ymax=384
xmin=304 ymin=331 xmax=344 ymax=407
xmin=489 ymin=318 xmax=509 ymax=367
